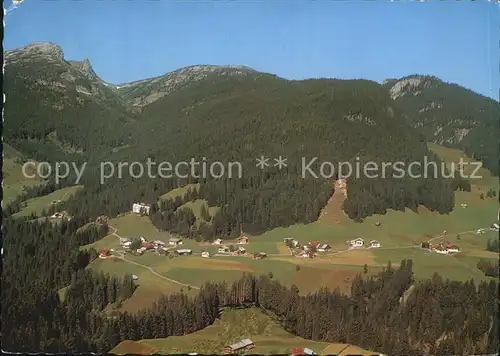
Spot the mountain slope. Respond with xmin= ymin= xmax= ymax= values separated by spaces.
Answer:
xmin=3 ymin=42 xmax=138 ymax=161
xmin=383 ymin=75 xmax=499 ymax=175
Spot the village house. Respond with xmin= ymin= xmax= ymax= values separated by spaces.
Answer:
xmin=136 ymin=248 xmax=144 ymax=255
xmin=122 ymin=241 xmax=132 ymax=249
xmin=317 ymin=243 xmax=331 ymax=252
xmin=142 ymin=242 xmax=155 ymax=250
xmin=433 ymin=245 xmax=448 ymax=255
xmin=218 ymin=246 xmax=230 ymax=254
xmin=176 ymin=249 xmax=192 ymax=256
xmin=153 ymin=240 xmax=165 ymax=247
xmin=224 ymin=339 xmax=254 ymax=353
xmin=201 ymin=251 xmax=210 ymax=258
xmin=237 ymin=236 xmax=249 ymax=244
xmin=447 ymin=245 xmax=460 ymax=253
xmin=254 ymin=252 xmax=267 ymax=259
xmin=213 ymin=238 xmax=223 ymax=245
xmin=168 ymin=238 xmax=183 ymax=246
xmin=492 ymin=223 xmax=499 ymax=231
xmin=132 ymin=275 xmax=139 ymax=280
xmin=132 ymin=203 xmax=151 ymax=215
xmin=140 ymin=236 xmax=146 ymax=243
xmin=99 ymin=248 xmax=111 ymax=258
xmin=237 ymin=246 xmax=246 ymax=255
xmin=350 ymin=238 xmax=364 ymax=248
xmin=460 ymin=203 xmax=468 ymax=208
xmin=300 ymin=250 xmax=314 ymax=258
xmin=369 ymin=240 xmax=381 ymax=248
xmin=291 ymin=347 xmax=315 ymax=355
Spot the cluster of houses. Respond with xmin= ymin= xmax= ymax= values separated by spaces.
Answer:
xmin=421 ymin=240 xmax=460 ymax=255
xmin=348 ymin=238 xmax=380 ymax=249
xmin=99 ymin=248 xmax=111 ymax=258
xmin=119 ymin=236 xmax=193 ymax=256
xmin=284 ymin=238 xmax=333 ymax=258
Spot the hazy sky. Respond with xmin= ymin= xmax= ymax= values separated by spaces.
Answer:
xmin=4 ymin=0 xmax=499 ymax=99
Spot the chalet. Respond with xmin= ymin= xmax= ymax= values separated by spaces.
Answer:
xmin=254 ymin=252 xmax=267 ymax=259
xmin=201 ymin=251 xmax=210 ymax=258
xmin=140 ymin=236 xmax=147 ymax=243
xmin=224 ymin=339 xmax=254 ymax=353
xmin=300 ymin=250 xmax=314 ymax=258
xmin=176 ymin=249 xmax=192 ymax=256
xmin=237 ymin=245 xmax=246 ymax=252
xmin=460 ymin=203 xmax=468 ymax=208
xmin=132 ymin=275 xmax=139 ymax=280
xmin=317 ymin=244 xmax=330 ymax=252
xmin=218 ymin=246 xmax=230 ymax=253
xmin=350 ymin=238 xmax=364 ymax=248
xmin=237 ymin=236 xmax=249 ymax=244
xmin=213 ymin=238 xmax=223 ymax=245
xmin=136 ymin=249 xmax=144 ymax=255
xmin=153 ymin=240 xmax=165 ymax=246
xmin=492 ymin=223 xmax=499 ymax=231
xmin=291 ymin=348 xmax=315 ymax=356
xmin=99 ymin=248 xmax=111 ymax=258
xmin=447 ymin=245 xmax=460 ymax=253
xmin=119 ymin=237 xmax=130 ymax=244
xmin=143 ymin=242 xmax=155 ymax=250
xmin=433 ymin=246 xmax=448 ymax=255
xmin=132 ymin=203 xmax=150 ymax=215
xmin=122 ymin=241 xmax=132 ymax=248
xmin=51 ymin=212 xmax=63 ymax=218
xmin=369 ymin=240 xmax=381 ymax=248
xmin=168 ymin=238 xmax=183 ymax=246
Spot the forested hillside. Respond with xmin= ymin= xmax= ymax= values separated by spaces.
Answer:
xmin=384 ymin=75 xmax=499 ymax=175
xmin=4 ymin=43 xmax=475 ymax=238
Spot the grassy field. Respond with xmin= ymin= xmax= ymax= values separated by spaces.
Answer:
xmin=111 ymin=307 xmax=377 ymax=355
xmin=159 ymin=183 xmax=200 ymax=201
xmin=85 ymin=144 xmax=499 ymax=310
xmin=12 ymin=185 xmax=83 ymax=218
xmin=2 ymin=143 xmax=46 ymax=204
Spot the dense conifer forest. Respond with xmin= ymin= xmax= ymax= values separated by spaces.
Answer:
xmin=2 ymin=218 xmax=498 ymax=354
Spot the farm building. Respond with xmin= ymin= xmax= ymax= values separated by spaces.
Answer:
xmin=201 ymin=251 xmax=210 ymax=258
xmin=254 ymin=252 xmax=267 ymax=259
xmin=447 ymin=245 xmax=460 ymax=253
xmin=119 ymin=237 xmax=130 ymax=244
xmin=224 ymin=339 xmax=254 ymax=353
xmin=140 ymin=236 xmax=146 ymax=243
xmin=153 ymin=240 xmax=165 ymax=246
xmin=433 ymin=246 xmax=448 ymax=255
xmin=142 ymin=242 xmax=155 ymax=250
xmin=317 ymin=244 xmax=330 ymax=252
xmin=213 ymin=238 xmax=223 ymax=245
xmin=237 ymin=236 xmax=249 ymax=244
xmin=300 ymin=250 xmax=314 ymax=258
xmin=291 ymin=347 xmax=315 ymax=355
xmin=122 ymin=241 xmax=132 ymax=248
xmin=218 ymin=246 xmax=230 ymax=253
xmin=136 ymin=249 xmax=144 ymax=255
xmin=492 ymin=223 xmax=499 ymax=231
xmin=176 ymin=249 xmax=192 ymax=256
xmin=99 ymin=248 xmax=111 ymax=258
xmin=350 ymin=238 xmax=364 ymax=248
xmin=132 ymin=275 xmax=139 ymax=280
xmin=237 ymin=246 xmax=246 ymax=254
xmin=132 ymin=203 xmax=150 ymax=214
xmin=460 ymin=204 xmax=468 ymax=208
xmin=50 ymin=211 xmax=68 ymax=219
xmin=369 ymin=240 xmax=381 ymax=248
xmin=168 ymin=238 xmax=183 ymax=246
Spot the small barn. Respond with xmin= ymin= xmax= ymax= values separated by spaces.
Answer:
xmin=224 ymin=339 xmax=254 ymax=353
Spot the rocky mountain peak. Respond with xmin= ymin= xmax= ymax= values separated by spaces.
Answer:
xmin=5 ymin=42 xmax=65 ymax=62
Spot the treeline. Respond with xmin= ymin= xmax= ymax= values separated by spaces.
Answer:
xmin=477 ymin=259 xmax=499 ymax=277
xmin=486 ymin=236 xmax=500 ymax=252
xmin=3 ymin=217 xmax=498 ymax=354
xmin=8 ymin=73 xmax=471 ymax=238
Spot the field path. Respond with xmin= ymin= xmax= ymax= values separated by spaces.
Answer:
xmin=108 ymin=226 xmax=200 ymax=290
